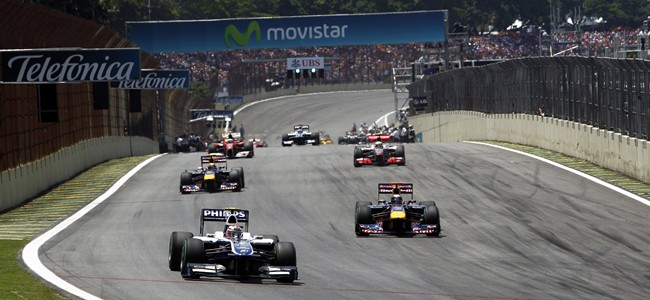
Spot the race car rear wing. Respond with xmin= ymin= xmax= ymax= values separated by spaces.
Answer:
xmin=378 ymin=183 xmax=414 ymax=201
xmin=200 ymin=208 xmax=249 ymax=235
xmin=293 ymin=124 xmax=310 ymax=131
xmin=201 ymin=155 xmax=227 ymax=164
xmin=221 ymin=132 xmax=241 ymax=139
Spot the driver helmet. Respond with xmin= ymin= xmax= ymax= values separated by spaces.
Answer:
xmin=226 ymin=138 xmax=233 ymax=143
xmin=390 ymin=194 xmax=403 ymax=205
xmin=375 ymin=141 xmax=383 ymax=148
xmin=225 ymin=225 xmax=243 ymax=239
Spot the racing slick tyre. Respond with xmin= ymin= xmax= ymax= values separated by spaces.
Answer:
xmin=338 ymin=137 xmax=344 ymax=144
xmin=169 ymin=231 xmax=194 ymax=271
xmin=229 ymin=169 xmax=242 ymax=192
xmin=244 ymin=141 xmax=254 ymax=157
xmin=353 ymin=147 xmax=363 ymax=167
xmin=238 ymin=167 xmax=245 ymax=189
xmin=422 ymin=205 xmax=441 ymax=237
xmin=355 ymin=201 xmax=373 ymax=236
xmin=395 ymin=145 xmax=406 ymax=165
xmin=179 ymin=172 xmax=193 ymax=194
xmin=420 ymin=200 xmax=437 ymax=207
xmin=274 ymin=242 xmax=297 ymax=283
xmin=181 ymin=238 xmax=205 ymax=279
xmin=281 ymin=134 xmax=291 ymax=147
xmin=312 ymin=132 xmax=320 ymax=145
xmin=207 ymin=143 xmax=217 ymax=154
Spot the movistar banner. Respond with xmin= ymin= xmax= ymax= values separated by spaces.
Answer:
xmin=111 ymin=69 xmax=190 ymax=89
xmin=127 ymin=11 xmax=446 ymax=52
xmin=0 ymin=48 xmax=140 ymax=83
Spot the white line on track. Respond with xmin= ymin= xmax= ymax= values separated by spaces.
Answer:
xmin=467 ymin=141 xmax=650 ymax=207
xmin=22 ymin=154 xmax=165 ymax=300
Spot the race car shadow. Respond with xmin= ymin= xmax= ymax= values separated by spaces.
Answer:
xmin=356 ymin=233 xmax=445 ymax=239
xmin=190 ymin=277 xmax=304 ymax=286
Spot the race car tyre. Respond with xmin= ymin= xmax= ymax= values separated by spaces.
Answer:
xmin=355 ymin=201 xmax=373 ymax=236
xmin=179 ymin=172 xmax=193 ymax=194
xmin=338 ymin=137 xmax=344 ymax=144
xmin=207 ymin=143 xmax=217 ymax=154
xmin=312 ymin=132 xmax=320 ymax=145
xmin=205 ymin=181 xmax=217 ymax=193
xmin=243 ymin=141 xmax=254 ymax=155
xmin=395 ymin=145 xmax=406 ymax=165
xmin=422 ymin=205 xmax=441 ymax=237
xmin=261 ymin=235 xmax=280 ymax=243
xmin=275 ymin=242 xmax=297 ymax=283
xmin=282 ymin=134 xmax=291 ymax=147
xmin=420 ymin=200 xmax=437 ymax=207
xmin=229 ymin=169 xmax=242 ymax=192
xmin=238 ymin=167 xmax=245 ymax=189
xmin=353 ymin=147 xmax=363 ymax=167
xmin=181 ymin=238 xmax=205 ymax=279
xmin=169 ymin=231 xmax=194 ymax=271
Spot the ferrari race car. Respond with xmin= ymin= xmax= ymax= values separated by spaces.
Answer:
xmin=168 ymin=208 xmax=298 ymax=283
xmin=249 ymin=137 xmax=268 ymax=148
xmin=179 ymin=154 xmax=245 ymax=193
xmin=282 ymin=124 xmax=320 ymax=146
xmin=353 ymin=141 xmax=405 ymax=167
xmin=355 ymin=183 xmax=440 ymax=237
xmin=207 ymin=132 xmax=254 ymax=158
xmin=338 ymin=131 xmax=367 ymax=145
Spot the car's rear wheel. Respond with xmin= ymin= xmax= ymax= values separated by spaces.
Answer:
xmin=282 ymin=134 xmax=290 ymax=147
xmin=353 ymin=147 xmax=363 ymax=167
xmin=395 ymin=145 xmax=406 ymax=165
xmin=238 ymin=167 xmax=245 ymax=189
xmin=312 ymin=132 xmax=320 ymax=145
xmin=275 ymin=242 xmax=297 ymax=283
xmin=169 ymin=231 xmax=193 ymax=271
xmin=207 ymin=143 xmax=217 ymax=154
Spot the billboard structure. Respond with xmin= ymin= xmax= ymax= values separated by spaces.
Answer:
xmin=127 ymin=11 xmax=446 ymax=53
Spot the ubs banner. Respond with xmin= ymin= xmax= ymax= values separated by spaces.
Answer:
xmin=0 ymin=48 xmax=141 ymax=83
xmin=111 ymin=69 xmax=190 ymax=89
xmin=127 ymin=11 xmax=446 ymax=52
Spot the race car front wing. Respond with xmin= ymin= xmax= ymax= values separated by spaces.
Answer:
xmin=182 ymin=262 xmax=298 ymax=280
xmin=357 ymin=223 xmax=439 ymax=235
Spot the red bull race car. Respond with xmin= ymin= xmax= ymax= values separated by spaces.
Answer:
xmin=355 ymin=183 xmax=440 ymax=237
xmin=353 ymin=141 xmax=405 ymax=167
xmin=179 ymin=154 xmax=244 ymax=193
xmin=207 ymin=132 xmax=254 ymax=158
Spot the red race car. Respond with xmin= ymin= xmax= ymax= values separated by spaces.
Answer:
xmin=354 ymin=141 xmax=405 ymax=167
xmin=207 ymin=132 xmax=254 ymax=158
xmin=366 ymin=133 xmax=392 ymax=142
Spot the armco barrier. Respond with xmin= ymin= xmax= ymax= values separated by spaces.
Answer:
xmin=0 ymin=137 xmax=158 ymax=212
xmin=410 ymin=111 xmax=650 ymax=184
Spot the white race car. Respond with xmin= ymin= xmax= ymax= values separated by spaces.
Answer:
xmin=281 ymin=124 xmax=320 ymax=146
xmin=168 ymin=208 xmax=298 ymax=283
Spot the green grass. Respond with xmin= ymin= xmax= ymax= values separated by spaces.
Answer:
xmin=0 ymin=239 xmax=64 ymax=299
xmin=0 ymin=154 xmax=156 ymax=299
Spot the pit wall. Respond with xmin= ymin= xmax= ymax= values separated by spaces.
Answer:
xmin=0 ymin=137 xmax=158 ymax=212
xmin=410 ymin=111 xmax=650 ymax=184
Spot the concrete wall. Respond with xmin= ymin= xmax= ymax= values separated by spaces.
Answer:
xmin=410 ymin=111 xmax=650 ymax=184
xmin=0 ymin=137 xmax=158 ymax=212
xmin=242 ymin=83 xmax=392 ymax=103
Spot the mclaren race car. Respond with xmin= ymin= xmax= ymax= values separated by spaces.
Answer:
xmin=179 ymin=154 xmax=244 ymax=193
xmin=168 ymin=208 xmax=298 ymax=283
xmin=281 ymin=124 xmax=320 ymax=146
xmin=355 ymin=183 xmax=440 ymax=237
xmin=353 ymin=141 xmax=405 ymax=167
xmin=207 ymin=132 xmax=254 ymax=158
xmin=366 ymin=133 xmax=392 ymax=143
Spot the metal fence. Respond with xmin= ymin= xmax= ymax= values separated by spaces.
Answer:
xmin=409 ymin=57 xmax=650 ymax=140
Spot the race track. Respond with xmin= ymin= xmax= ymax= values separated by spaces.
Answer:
xmin=39 ymin=90 xmax=650 ymax=300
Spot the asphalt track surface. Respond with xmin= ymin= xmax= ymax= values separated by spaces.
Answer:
xmin=39 ymin=91 xmax=650 ymax=300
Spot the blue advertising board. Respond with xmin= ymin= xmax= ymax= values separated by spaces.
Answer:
xmin=127 ymin=11 xmax=446 ymax=52
xmin=111 ymin=69 xmax=190 ymax=89
xmin=0 ymin=48 xmax=141 ymax=83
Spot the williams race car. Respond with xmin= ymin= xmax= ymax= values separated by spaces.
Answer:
xmin=207 ymin=132 xmax=254 ymax=158
xmin=168 ymin=208 xmax=298 ymax=283
xmin=281 ymin=124 xmax=320 ymax=146
xmin=179 ymin=154 xmax=244 ymax=193
xmin=353 ymin=141 xmax=405 ymax=167
xmin=355 ymin=183 xmax=440 ymax=237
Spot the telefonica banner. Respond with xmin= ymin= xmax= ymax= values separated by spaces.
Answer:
xmin=0 ymin=48 xmax=141 ymax=83
xmin=111 ymin=69 xmax=190 ymax=89
xmin=127 ymin=11 xmax=446 ymax=52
